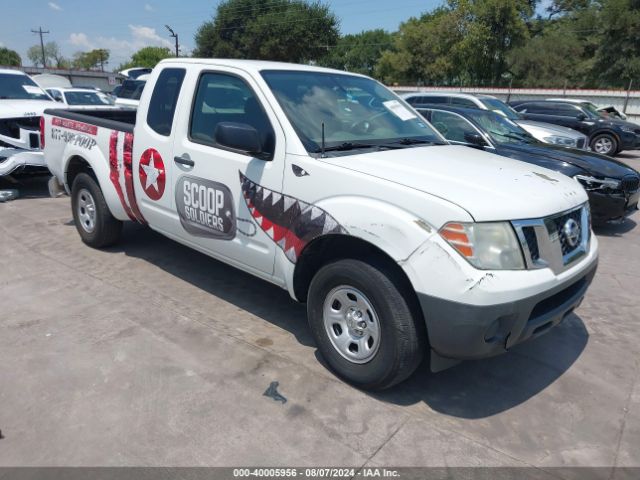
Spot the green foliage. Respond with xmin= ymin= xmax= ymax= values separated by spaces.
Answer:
xmin=73 ymin=49 xmax=110 ymax=70
xmin=319 ymin=29 xmax=393 ymax=76
xmin=593 ymin=0 xmax=640 ymax=86
xmin=27 ymin=41 xmax=69 ymax=68
xmin=194 ymin=0 xmax=339 ymax=63
xmin=0 ymin=47 xmax=22 ymax=66
xmin=119 ymin=46 xmax=172 ymax=70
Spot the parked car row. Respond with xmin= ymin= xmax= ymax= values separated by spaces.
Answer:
xmin=0 ymin=67 xmax=152 ymax=178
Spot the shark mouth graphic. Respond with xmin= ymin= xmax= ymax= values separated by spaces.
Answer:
xmin=239 ymin=171 xmax=347 ymax=263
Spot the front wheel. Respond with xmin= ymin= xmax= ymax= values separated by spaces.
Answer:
xmin=307 ymin=259 xmax=425 ymax=390
xmin=590 ymin=133 xmax=618 ymax=156
xmin=71 ymin=173 xmax=122 ymax=248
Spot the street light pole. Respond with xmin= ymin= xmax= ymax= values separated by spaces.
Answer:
xmin=165 ymin=25 xmax=179 ymax=57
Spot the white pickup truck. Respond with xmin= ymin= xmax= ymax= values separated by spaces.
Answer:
xmin=43 ymin=59 xmax=598 ymax=389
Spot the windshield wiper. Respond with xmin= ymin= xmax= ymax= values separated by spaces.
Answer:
xmin=313 ymin=142 xmax=378 ymax=153
xmin=490 ymin=131 xmax=532 ymax=143
xmin=384 ymin=138 xmax=443 ymax=146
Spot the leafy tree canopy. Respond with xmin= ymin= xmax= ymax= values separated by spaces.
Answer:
xmin=0 ymin=47 xmax=21 ymax=67
xmin=194 ymin=0 xmax=339 ymax=63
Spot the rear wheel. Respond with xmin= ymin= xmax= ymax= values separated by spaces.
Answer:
xmin=71 ymin=173 xmax=122 ymax=248
xmin=590 ymin=133 xmax=618 ymax=156
xmin=307 ymin=259 xmax=425 ymax=390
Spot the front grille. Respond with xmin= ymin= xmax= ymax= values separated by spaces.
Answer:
xmin=512 ymin=204 xmax=589 ymax=275
xmin=576 ymin=138 xmax=586 ymax=149
xmin=621 ymin=175 xmax=640 ymax=193
xmin=551 ymin=209 xmax=583 ymax=256
xmin=0 ymin=117 xmax=40 ymax=139
xmin=522 ymin=226 xmax=539 ymax=261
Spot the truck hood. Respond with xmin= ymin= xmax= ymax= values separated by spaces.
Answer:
xmin=0 ymin=99 xmax=60 ymax=118
xmin=323 ymin=145 xmax=587 ymax=222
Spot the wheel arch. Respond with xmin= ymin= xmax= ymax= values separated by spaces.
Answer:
xmin=292 ymin=234 xmax=424 ymax=326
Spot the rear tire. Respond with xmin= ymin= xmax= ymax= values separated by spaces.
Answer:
xmin=71 ymin=173 xmax=122 ymax=248
xmin=307 ymin=259 xmax=425 ymax=390
xmin=590 ymin=133 xmax=617 ymax=156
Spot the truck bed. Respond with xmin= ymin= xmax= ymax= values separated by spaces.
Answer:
xmin=43 ymin=108 xmax=137 ymax=133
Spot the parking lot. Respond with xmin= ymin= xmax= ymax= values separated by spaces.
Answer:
xmin=1 ymin=152 xmax=639 ymax=474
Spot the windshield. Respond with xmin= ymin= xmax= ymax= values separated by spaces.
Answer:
xmin=261 ymin=70 xmax=444 ymax=153
xmin=581 ymin=102 xmax=602 ymax=119
xmin=65 ymin=91 xmax=115 ymax=106
xmin=0 ymin=73 xmax=51 ymax=100
xmin=480 ymin=98 xmax=521 ymax=121
xmin=117 ymin=80 xmax=145 ymax=100
xmin=465 ymin=109 xmax=535 ymax=145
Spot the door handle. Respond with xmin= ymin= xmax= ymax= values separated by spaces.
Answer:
xmin=174 ymin=155 xmax=195 ymax=167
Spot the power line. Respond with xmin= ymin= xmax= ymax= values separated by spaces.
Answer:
xmin=31 ymin=26 xmax=49 ymax=68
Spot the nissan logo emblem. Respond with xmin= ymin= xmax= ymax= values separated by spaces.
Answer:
xmin=563 ymin=219 xmax=581 ymax=248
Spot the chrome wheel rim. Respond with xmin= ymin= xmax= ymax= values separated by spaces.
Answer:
xmin=594 ymin=137 xmax=613 ymax=154
xmin=77 ymin=188 xmax=96 ymax=233
xmin=322 ymin=286 xmax=381 ymax=364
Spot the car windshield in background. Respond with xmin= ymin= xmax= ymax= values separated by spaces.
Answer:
xmin=581 ymin=102 xmax=603 ymax=118
xmin=0 ymin=73 xmax=50 ymax=100
xmin=118 ymin=80 xmax=145 ymax=100
xmin=480 ymin=98 xmax=521 ymax=121
xmin=65 ymin=91 xmax=115 ymax=106
xmin=261 ymin=70 xmax=444 ymax=153
xmin=465 ymin=109 xmax=536 ymax=145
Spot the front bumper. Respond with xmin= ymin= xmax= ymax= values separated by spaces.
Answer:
xmin=0 ymin=148 xmax=48 ymax=176
xmin=408 ymin=235 xmax=598 ymax=369
xmin=589 ymin=189 xmax=639 ymax=225
xmin=619 ymin=132 xmax=640 ymax=151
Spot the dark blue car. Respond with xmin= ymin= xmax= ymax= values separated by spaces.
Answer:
xmin=417 ymin=105 xmax=640 ymax=226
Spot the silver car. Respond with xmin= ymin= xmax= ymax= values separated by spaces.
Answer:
xmin=401 ymin=92 xmax=589 ymax=149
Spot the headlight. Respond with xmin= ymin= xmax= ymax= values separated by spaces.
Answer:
xmin=543 ymin=135 xmax=577 ymax=147
xmin=574 ymin=174 xmax=621 ymax=191
xmin=439 ymin=222 xmax=525 ymax=270
xmin=620 ymin=125 xmax=636 ymax=133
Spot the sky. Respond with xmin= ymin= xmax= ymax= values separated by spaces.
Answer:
xmin=0 ymin=0 xmax=551 ymax=70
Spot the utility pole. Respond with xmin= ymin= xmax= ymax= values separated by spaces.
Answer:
xmin=31 ymin=27 xmax=50 ymax=68
xmin=165 ymin=25 xmax=179 ymax=57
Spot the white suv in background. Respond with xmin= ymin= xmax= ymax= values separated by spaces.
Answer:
xmin=402 ymin=92 xmax=589 ymax=150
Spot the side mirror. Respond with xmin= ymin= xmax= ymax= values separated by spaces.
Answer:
xmin=214 ymin=122 xmax=263 ymax=156
xmin=576 ymin=113 xmax=587 ymax=121
xmin=464 ymin=131 xmax=487 ymax=147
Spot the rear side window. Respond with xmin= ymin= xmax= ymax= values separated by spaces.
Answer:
xmin=421 ymin=96 xmax=449 ymax=104
xmin=147 ymin=68 xmax=186 ymax=136
xmin=450 ymin=97 xmax=477 ymax=108
xmin=189 ymin=72 xmax=275 ymax=156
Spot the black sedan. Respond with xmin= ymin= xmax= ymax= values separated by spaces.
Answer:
xmin=417 ymin=105 xmax=640 ymax=225
xmin=508 ymin=100 xmax=640 ymax=156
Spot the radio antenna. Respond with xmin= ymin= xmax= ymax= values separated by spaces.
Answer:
xmin=321 ymin=122 xmax=326 ymax=158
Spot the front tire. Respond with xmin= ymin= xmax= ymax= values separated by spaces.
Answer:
xmin=590 ymin=133 xmax=618 ymax=156
xmin=307 ymin=259 xmax=425 ymax=390
xmin=71 ymin=173 xmax=122 ymax=248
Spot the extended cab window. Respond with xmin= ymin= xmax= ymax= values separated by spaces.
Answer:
xmin=190 ymin=72 xmax=275 ymax=156
xmin=430 ymin=110 xmax=479 ymax=143
xmin=147 ymin=68 xmax=186 ymax=136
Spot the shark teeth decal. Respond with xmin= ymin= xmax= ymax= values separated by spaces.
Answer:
xmin=239 ymin=171 xmax=347 ymax=263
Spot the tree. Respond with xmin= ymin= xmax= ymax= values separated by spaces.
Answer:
xmin=375 ymin=0 xmax=533 ymax=86
xmin=73 ymin=49 xmax=110 ymax=70
xmin=26 ymin=41 xmax=69 ymax=68
xmin=320 ymin=30 xmax=393 ymax=77
xmin=194 ymin=0 xmax=339 ymax=63
xmin=592 ymin=0 xmax=640 ymax=87
xmin=119 ymin=46 xmax=172 ymax=70
xmin=0 ymin=47 xmax=22 ymax=66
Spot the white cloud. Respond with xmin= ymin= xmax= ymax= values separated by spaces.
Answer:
xmin=48 ymin=2 xmax=62 ymax=10
xmin=69 ymin=33 xmax=94 ymax=49
xmin=144 ymin=3 xmax=154 ymax=11
xmin=67 ymin=25 xmax=174 ymax=66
